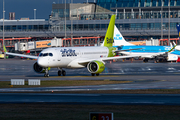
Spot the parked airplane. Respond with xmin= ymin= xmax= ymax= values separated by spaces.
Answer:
xmin=113 ymin=25 xmax=178 ymax=62
xmin=4 ymin=15 xmax=139 ymax=77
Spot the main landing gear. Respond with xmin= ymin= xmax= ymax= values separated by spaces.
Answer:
xmin=91 ymin=73 xmax=99 ymax=76
xmin=58 ymin=68 xmax=66 ymax=76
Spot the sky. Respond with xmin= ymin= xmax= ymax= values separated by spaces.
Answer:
xmin=0 ymin=0 xmax=95 ymax=19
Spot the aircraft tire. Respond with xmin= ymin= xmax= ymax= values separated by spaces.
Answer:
xmin=44 ymin=73 xmax=49 ymax=77
xmin=62 ymin=70 xmax=66 ymax=76
xmin=91 ymin=73 xmax=95 ymax=76
xmin=58 ymin=70 xmax=61 ymax=76
xmin=96 ymin=73 xmax=99 ymax=76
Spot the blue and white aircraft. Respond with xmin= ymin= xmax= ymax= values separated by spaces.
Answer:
xmin=113 ymin=25 xmax=179 ymax=62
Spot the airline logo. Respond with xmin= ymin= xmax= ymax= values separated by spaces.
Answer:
xmin=60 ymin=49 xmax=77 ymax=57
xmin=106 ymin=37 xmax=114 ymax=44
xmin=114 ymin=34 xmax=122 ymax=40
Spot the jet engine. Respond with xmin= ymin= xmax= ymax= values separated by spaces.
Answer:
xmin=87 ymin=61 xmax=105 ymax=74
xmin=33 ymin=62 xmax=48 ymax=73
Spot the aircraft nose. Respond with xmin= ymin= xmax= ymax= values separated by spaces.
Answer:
xmin=37 ymin=58 xmax=48 ymax=67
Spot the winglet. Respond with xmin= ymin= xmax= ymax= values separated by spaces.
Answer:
xmin=3 ymin=45 xmax=7 ymax=53
xmin=168 ymin=44 xmax=177 ymax=53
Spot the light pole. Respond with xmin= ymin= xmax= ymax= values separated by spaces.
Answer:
xmin=3 ymin=0 xmax=6 ymax=59
xmin=65 ymin=0 xmax=66 ymax=46
xmin=161 ymin=0 xmax=163 ymax=40
xmin=34 ymin=9 xmax=36 ymax=19
xmin=71 ymin=0 xmax=73 ymax=46
xmin=168 ymin=0 xmax=170 ymax=46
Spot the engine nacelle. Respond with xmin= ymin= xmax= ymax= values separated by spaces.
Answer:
xmin=33 ymin=62 xmax=50 ymax=73
xmin=87 ymin=61 xmax=105 ymax=74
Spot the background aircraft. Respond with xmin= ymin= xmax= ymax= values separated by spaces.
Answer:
xmin=4 ymin=15 xmax=139 ymax=77
xmin=113 ymin=25 xmax=178 ymax=63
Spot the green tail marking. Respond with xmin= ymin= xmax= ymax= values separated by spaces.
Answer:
xmin=168 ymin=44 xmax=177 ymax=53
xmin=3 ymin=45 xmax=7 ymax=52
xmin=103 ymin=15 xmax=116 ymax=47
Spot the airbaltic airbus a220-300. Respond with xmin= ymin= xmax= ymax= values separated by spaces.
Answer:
xmin=4 ymin=15 xmax=139 ymax=77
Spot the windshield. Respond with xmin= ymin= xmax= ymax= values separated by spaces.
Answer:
xmin=39 ymin=53 xmax=53 ymax=57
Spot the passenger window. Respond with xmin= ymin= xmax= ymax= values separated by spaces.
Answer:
xmin=49 ymin=53 xmax=53 ymax=57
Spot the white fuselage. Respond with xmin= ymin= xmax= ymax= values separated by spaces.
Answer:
xmin=37 ymin=46 xmax=109 ymax=68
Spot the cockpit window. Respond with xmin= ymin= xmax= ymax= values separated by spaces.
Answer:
xmin=39 ymin=53 xmax=53 ymax=57
xmin=49 ymin=53 xmax=53 ymax=56
xmin=39 ymin=53 xmax=43 ymax=57
xmin=43 ymin=53 xmax=48 ymax=57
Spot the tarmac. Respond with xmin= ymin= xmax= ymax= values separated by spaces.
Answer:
xmin=1 ymin=58 xmax=180 ymax=105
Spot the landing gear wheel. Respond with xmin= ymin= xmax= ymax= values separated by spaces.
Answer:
xmin=96 ymin=73 xmax=99 ymax=76
xmin=58 ymin=70 xmax=61 ymax=76
xmin=44 ymin=68 xmax=49 ymax=77
xmin=62 ymin=70 xmax=66 ymax=76
xmin=143 ymin=58 xmax=149 ymax=63
xmin=91 ymin=73 xmax=95 ymax=76
xmin=44 ymin=73 xmax=49 ymax=77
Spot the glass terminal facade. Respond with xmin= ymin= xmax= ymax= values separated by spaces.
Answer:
xmin=0 ymin=0 xmax=180 ymax=43
xmin=96 ymin=0 xmax=180 ymax=8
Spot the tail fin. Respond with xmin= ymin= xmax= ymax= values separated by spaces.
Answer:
xmin=113 ymin=25 xmax=134 ymax=46
xmin=168 ymin=44 xmax=177 ymax=53
xmin=176 ymin=24 xmax=180 ymax=39
xmin=3 ymin=45 xmax=7 ymax=53
xmin=103 ymin=15 xmax=116 ymax=47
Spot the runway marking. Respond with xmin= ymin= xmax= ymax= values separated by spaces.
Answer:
xmin=104 ymin=79 xmax=110 ymax=81
xmin=173 ymin=73 xmax=180 ymax=74
xmin=161 ymin=80 xmax=166 ymax=81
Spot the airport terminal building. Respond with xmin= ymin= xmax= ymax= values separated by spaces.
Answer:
xmin=0 ymin=0 xmax=180 ymax=51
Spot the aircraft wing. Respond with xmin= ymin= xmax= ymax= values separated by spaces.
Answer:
xmin=114 ymin=48 xmax=143 ymax=53
xmin=78 ymin=55 xmax=140 ymax=64
xmin=3 ymin=45 xmax=38 ymax=59
xmin=139 ymin=44 xmax=177 ymax=58
xmin=5 ymin=52 xmax=38 ymax=59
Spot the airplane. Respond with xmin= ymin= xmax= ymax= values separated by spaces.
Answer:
xmin=112 ymin=25 xmax=178 ymax=63
xmin=3 ymin=15 xmax=140 ymax=77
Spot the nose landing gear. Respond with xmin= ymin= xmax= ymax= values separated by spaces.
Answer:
xmin=44 ymin=68 xmax=49 ymax=77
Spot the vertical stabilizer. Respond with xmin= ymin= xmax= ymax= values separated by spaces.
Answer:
xmin=113 ymin=25 xmax=134 ymax=46
xmin=103 ymin=15 xmax=116 ymax=47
